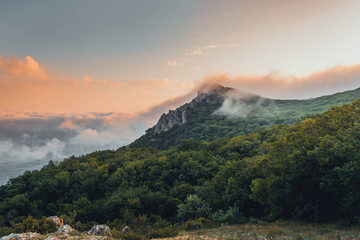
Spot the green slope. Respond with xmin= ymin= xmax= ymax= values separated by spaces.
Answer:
xmin=2 ymin=98 xmax=360 ymax=236
xmin=130 ymin=86 xmax=360 ymax=149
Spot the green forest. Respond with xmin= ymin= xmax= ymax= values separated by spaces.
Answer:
xmin=131 ymin=87 xmax=360 ymax=149
xmin=1 ymin=98 xmax=360 ymax=237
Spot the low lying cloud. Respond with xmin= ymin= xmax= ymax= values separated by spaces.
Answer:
xmin=198 ymin=64 xmax=360 ymax=99
xmin=0 ymin=89 xmax=198 ymax=185
xmin=213 ymin=91 xmax=276 ymax=118
xmin=0 ymin=112 xmax=141 ymax=185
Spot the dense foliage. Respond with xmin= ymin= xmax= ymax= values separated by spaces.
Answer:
xmin=1 ymin=99 xmax=360 ymax=235
xmin=131 ymin=87 xmax=360 ymax=149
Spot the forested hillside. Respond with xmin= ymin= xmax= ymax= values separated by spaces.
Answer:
xmin=131 ymin=86 xmax=360 ymax=149
xmin=1 ymin=98 xmax=360 ymax=236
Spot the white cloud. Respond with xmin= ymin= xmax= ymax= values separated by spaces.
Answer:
xmin=0 ymin=138 xmax=66 ymax=164
xmin=185 ymin=50 xmax=202 ymax=56
xmin=167 ymin=60 xmax=183 ymax=67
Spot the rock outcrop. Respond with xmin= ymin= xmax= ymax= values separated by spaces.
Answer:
xmin=153 ymin=105 xmax=187 ymax=133
xmin=44 ymin=236 xmax=61 ymax=240
xmin=151 ymin=84 xmax=232 ymax=133
xmin=88 ymin=225 xmax=111 ymax=236
xmin=0 ymin=232 xmax=40 ymax=240
xmin=47 ymin=216 xmax=63 ymax=228
xmin=121 ymin=226 xmax=131 ymax=233
xmin=56 ymin=225 xmax=75 ymax=234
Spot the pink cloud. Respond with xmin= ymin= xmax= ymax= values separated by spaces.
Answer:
xmin=0 ymin=55 xmax=193 ymax=113
xmin=197 ymin=64 xmax=360 ymax=99
xmin=0 ymin=55 xmax=49 ymax=79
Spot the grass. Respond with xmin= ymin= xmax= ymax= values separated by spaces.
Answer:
xmin=154 ymin=222 xmax=360 ymax=240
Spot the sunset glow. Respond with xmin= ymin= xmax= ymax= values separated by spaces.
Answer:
xmin=1 ymin=0 xmax=360 ymax=115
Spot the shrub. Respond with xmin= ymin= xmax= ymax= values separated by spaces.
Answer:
xmin=0 ymin=226 xmax=13 ymax=238
xmin=211 ymin=206 xmax=247 ymax=224
xmin=177 ymin=195 xmax=211 ymax=221
xmin=148 ymin=227 xmax=178 ymax=238
xmin=11 ymin=216 xmax=57 ymax=234
xmin=184 ymin=220 xmax=201 ymax=231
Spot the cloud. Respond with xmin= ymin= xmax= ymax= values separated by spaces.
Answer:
xmin=0 ymin=138 xmax=67 ymax=185
xmin=197 ymin=64 xmax=360 ymax=99
xmin=60 ymin=120 xmax=79 ymax=130
xmin=0 ymin=55 xmax=193 ymax=113
xmin=185 ymin=50 xmax=202 ymax=56
xmin=0 ymin=55 xmax=49 ymax=80
xmin=213 ymin=89 xmax=277 ymax=118
xmin=0 ymin=82 xmax=203 ymax=185
xmin=0 ymin=90 xmax=204 ymax=185
xmin=0 ymin=138 xmax=65 ymax=164
xmin=167 ymin=60 xmax=183 ymax=67
xmin=178 ymin=43 xmax=253 ymax=66
xmin=185 ymin=43 xmax=250 ymax=56
xmin=0 ymin=111 xmax=148 ymax=185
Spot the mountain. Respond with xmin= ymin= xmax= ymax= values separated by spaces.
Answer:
xmin=130 ymin=84 xmax=360 ymax=149
xmin=2 ymin=97 xmax=360 ymax=236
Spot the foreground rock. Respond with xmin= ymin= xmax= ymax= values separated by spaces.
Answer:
xmin=44 ymin=236 xmax=61 ymax=240
xmin=88 ymin=225 xmax=111 ymax=236
xmin=122 ymin=226 xmax=131 ymax=233
xmin=57 ymin=224 xmax=75 ymax=234
xmin=47 ymin=216 xmax=64 ymax=227
xmin=0 ymin=232 xmax=40 ymax=240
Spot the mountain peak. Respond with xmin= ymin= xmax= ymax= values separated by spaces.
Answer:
xmin=130 ymin=86 xmax=360 ymax=150
xmin=150 ymin=84 xmax=230 ymax=134
xmin=198 ymin=83 xmax=234 ymax=95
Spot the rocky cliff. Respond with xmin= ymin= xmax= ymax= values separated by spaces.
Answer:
xmin=150 ymin=84 xmax=232 ymax=133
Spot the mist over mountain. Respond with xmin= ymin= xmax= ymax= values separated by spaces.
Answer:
xmin=1 ymin=84 xmax=360 ymax=185
xmin=131 ymin=84 xmax=360 ymax=149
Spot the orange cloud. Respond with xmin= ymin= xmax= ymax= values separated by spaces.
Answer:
xmin=1 ymin=55 xmax=360 ymax=115
xmin=198 ymin=64 xmax=360 ymax=99
xmin=0 ymin=55 xmax=49 ymax=79
xmin=0 ymin=55 xmax=194 ymax=113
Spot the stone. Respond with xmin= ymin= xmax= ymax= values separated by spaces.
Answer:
xmin=47 ymin=216 xmax=64 ymax=227
xmin=87 ymin=225 xmax=111 ymax=236
xmin=44 ymin=236 xmax=61 ymax=240
xmin=151 ymin=84 xmax=232 ymax=134
xmin=121 ymin=226 xmax=131 ymax=233
xmin=0 ymin=232 xmax=40 ymax=240
xmin=56 ymin=224 xmax=75 ymax=234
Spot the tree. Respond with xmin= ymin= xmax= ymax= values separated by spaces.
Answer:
xmin=177 ymin=195 xmax=211 ymax=221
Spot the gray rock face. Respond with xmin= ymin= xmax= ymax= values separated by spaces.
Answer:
xmin=152 ymin=85 xmax=231 ymax=134
xmin=44 ymin=236 xmax=61 ymax=240
xmin=88 ymin=225 xmax=111 ymax=236
xmin=153 ymin=105 xmax=187 ymax=133
xmin=121 ymin=226 xmax=131 ymax=233
xmin=47 ymin=216 xmax=63 ymax=227
xmin=56 ymin=225 xmax=74 ymax=234
xmin=0 ymin=232 xmax=39 ymax=240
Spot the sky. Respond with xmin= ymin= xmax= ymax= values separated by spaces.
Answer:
xmin=1 ymin=0 xmax=360 ymax=184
